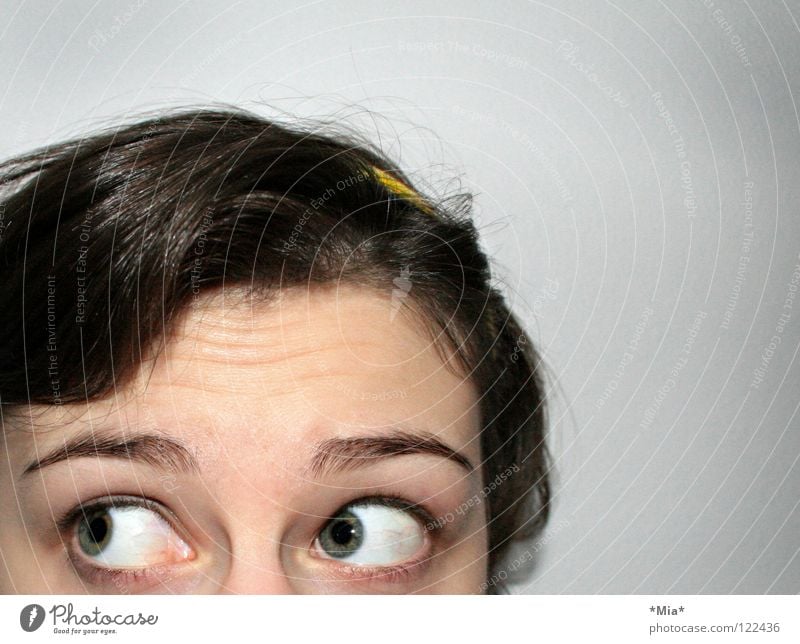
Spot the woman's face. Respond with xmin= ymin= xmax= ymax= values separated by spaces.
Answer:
xmin=0 ymin=285 xmax=488 ymax=593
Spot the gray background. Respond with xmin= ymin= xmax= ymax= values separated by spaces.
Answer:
xmin=1 ymin=0 xmax=798 ymax=594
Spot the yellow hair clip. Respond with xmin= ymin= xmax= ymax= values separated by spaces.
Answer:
xmin=371 ymin=166 xmax=436 ymax=216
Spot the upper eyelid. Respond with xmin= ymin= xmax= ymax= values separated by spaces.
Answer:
xmin=363 ymin=496 xmax=435 ymax=526
xmin=325 ymin=495 xmax=439 ymax=534
xmin=57 ymin=495 xmax=184 ymax=540
xmin=307 ymin=494 xmax=439 ymax=552
xmin=58 ymin=495 xmax=440 ymax=590
xmin=61 ymin=494 xmax=440 ymax=570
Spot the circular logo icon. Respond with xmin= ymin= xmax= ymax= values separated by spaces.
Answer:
xmin=20 ymin=604 xmax=45 ymax=632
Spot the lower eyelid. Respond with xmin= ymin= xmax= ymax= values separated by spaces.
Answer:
xmin=68 ymin=553 xmax=189 ymax=591
xmin=310 ymin=525 xmax=435 ymax=578
xmin=61 ymin=495 xmax=456 ymax=589
xmin=60 ymin=497 xmax=196 ymax=586
xmin=328 ymin=554 xmax=434 ymax=585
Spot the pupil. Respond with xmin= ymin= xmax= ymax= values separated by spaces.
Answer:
xmin=88 ymin=515 xmax=108 ymax=544
xmin=78 ymin=509 xmax=112 ymax=556
xmin=319 ymin=509 xmax=363 ymax=558
xmin=330 ymin=519 xmax=354 ymax=545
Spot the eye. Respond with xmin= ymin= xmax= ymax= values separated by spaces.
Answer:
xmin=70 ymin=499 xmax=194 ymax=569
xmin=314 ymin=499 xmax=428 ymax=566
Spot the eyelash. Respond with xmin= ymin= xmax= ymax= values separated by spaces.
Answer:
xmin=71 ymin=561 xmax=170 ymax=589
xmin=58 ymin=495 xmax=186 ymax=588
xmin=326 ymin=494 xmax=439 ymax=529
xmin=57 ymin=494 xmax=167 ymax=533
xmin=57 ymin=493 xmax=444 ymax=588
xmin=309 ymin=494 xmax=442 ymax=582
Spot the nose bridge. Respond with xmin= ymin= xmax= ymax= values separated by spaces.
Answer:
xmin=217 ymin=533 xmax=297 ymax=594
xmin=209 ymin=444 xmax=305 ymax=594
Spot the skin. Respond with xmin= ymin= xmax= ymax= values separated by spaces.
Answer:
xmin=0 ymin=285 xmax=488 ymax=593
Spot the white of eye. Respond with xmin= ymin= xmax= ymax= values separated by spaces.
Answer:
xmin=77 ymin=505 xmax=193 ymax=568
xmin=316 ymin=503 xmax=426 ymax=565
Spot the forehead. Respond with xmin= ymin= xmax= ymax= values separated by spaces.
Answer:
xmin=26 ymin=285 xmax=482 ymax=465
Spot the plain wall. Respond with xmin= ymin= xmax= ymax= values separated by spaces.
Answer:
xmin=1 ymin=0 xmax=798 ymax=593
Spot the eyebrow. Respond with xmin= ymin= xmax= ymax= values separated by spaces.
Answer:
xmin=309 ymin=429 xmax=475 ymax=477
xmin=21 ymin=431 xmax=199 ymax=477
xmin=20 ymin=427 xmax=474 ymax=479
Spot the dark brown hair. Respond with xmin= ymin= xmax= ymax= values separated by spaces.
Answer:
xmin=0 ymin=105 xmax=551 ymax=588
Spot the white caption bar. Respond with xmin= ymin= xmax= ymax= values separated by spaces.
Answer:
xmin=1 ymin=595 xmax=796 ymax=643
